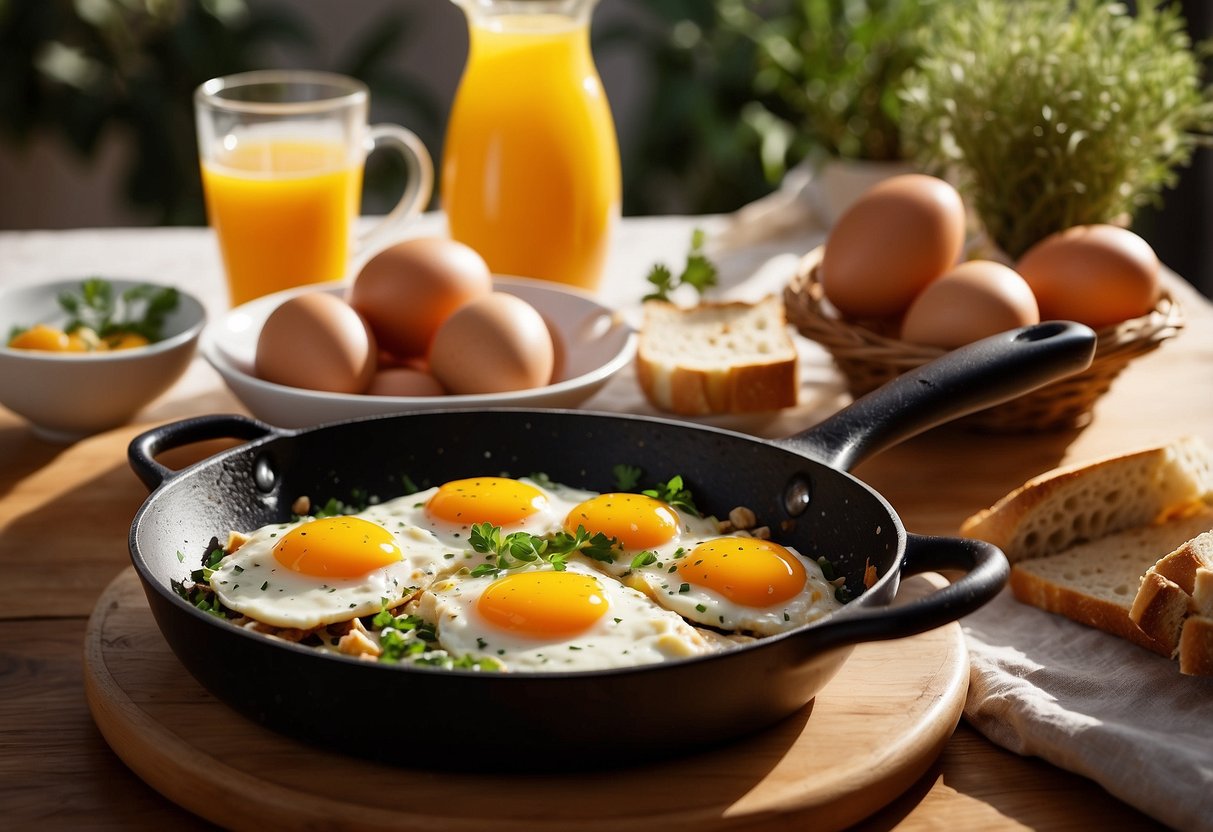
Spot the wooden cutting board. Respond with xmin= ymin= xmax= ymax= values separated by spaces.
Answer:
xmin=85 ymin=568 xmax=967 ymax=832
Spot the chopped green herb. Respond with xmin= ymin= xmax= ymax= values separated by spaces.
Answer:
xmin=57 ymin=278 xmax=180 ymax=342
xmin=612 ymin=464 xmax=643 ymax=491
xmin=642 ymin=475 xmax=699 ymax=517
xmin=642 ymin=228 xmax=718 ymax=303
xmin=817 ymin=557 xmax=837 ymax=582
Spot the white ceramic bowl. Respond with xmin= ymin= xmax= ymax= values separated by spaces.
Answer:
xmin=200 ymin=276 xmax=636 ymax=428
xmin=0 ymin=279 xmax=206 ymax=442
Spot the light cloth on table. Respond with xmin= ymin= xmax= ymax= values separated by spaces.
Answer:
xmin=963 ymin=589 xmax=1213 ymax=832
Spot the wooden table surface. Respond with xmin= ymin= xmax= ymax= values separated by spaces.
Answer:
xmin=1 ymin=220 xmax=1209 ymax=830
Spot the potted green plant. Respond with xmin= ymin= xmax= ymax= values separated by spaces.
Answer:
xmin=723 ymin=0 xmax=939 ymax=223
xmin=900 ymin=0 xmax=1213 ymax=259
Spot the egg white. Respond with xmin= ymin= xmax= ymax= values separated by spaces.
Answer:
xmin=623 ymin=536 xmax=843 ymax=636
xmin=415 ymin=561 xmax=716 ymax=671
xmin=380 ymin=477 xmax=597 ymax=552
xmin=208 ymin=512 xmax=452 ymax=630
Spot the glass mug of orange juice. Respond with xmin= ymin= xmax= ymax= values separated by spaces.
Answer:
xmin=442 ymin=0 xmax=621 ymax=292
xmin=195 ymin=70 xmax=433 ymax=306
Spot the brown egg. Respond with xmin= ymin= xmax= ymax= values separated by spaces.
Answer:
xmin=901 ymin=260 xmax=1040 ymax=348
xmin=349 ymin=236 xmax=492 ymax=357
xmin=365 ymin=367 xmax=446 ymax=397
xmin=821 ymin=174 xmax=967 ymax=320
xmin=1015 ymin=224 xmax=1160 ymax=328
xmin=255 ymin=292 xmax=377 ymax=394
xmin=428 ymin=293 xmax=555 ymax=394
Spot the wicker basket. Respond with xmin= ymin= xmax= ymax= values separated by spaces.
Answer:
xmin=784 ymin=247 xmax=1185 ymax=432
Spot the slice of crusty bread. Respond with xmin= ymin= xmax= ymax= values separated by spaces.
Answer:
xmin=635 ymin=296 xmax=798 ymax=416
xmin=1178 ymin=615 xmax=1213 ymax=676
xmin=1008 ymin=509 xmax=1213 ymax=656
xmin=960 ymin=436 xmax=1213 ymax=563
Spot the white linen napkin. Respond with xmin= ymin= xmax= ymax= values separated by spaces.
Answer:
xmin=963 ymin=590 xmax=1213 ymax=832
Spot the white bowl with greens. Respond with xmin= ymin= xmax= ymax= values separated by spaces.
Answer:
xmin=0 ymin=278 xmax=206 ymax=442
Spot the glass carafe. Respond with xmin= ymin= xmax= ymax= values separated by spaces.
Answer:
xmin=442 ymin=0 xmax=621 ymax=291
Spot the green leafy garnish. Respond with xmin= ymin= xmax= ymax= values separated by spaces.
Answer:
xmin=630 ymin=551 xmax=658 ymax=570
xmin=642 ymin=228 xmax=719 ymax=302
xmin=817 ymin=557 xmax=837 ymax=581
xmin=307 ymin=493 xmax=374 ymax=519
xmin=551 ymin=524 xmax=619 ymax=564
xmin=188 ymin=541 xmax=227 ymax=584
xmin=414 ymin=653 xmax=503 ymax=672
xmin=613 ymin=467 xmax=701 ymax=518
xmin=643 ymin=475 xmax=699 ymax=517
xmin=467 ymin=522 xmax=621 ymax=578
xmin=58 ymin=278 xmax=179 ymax=342
xmin=612 ymin=464 xmax=643 ymax=491
xmin=170 ymin=578 xmax=229 ymax=618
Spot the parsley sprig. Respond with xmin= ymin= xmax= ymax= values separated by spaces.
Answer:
xmin=611 ymin=464 xmax=643 ymax=491
xmin=58 ymin=278 xmax=179 ymax=342
xmin=643 ymin=475 xmax=699 ymax=517
xmin=468 ymin=522 xmax=621 ymax=578
xmin=612 ymin=467 xmax=701 ymax=518
xmin=642 ymin=228 xmax=719 ymax=302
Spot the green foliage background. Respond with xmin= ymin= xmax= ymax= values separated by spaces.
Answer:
xmin=0 ymin=0 xmax=939 ymax=224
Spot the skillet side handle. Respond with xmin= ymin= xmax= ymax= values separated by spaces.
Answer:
xmin=804 ymin=534 xmax=1009 ymax=652
xmin=780 ymin=321 xmax=1096 ymax=471
xmin=128 ymin=414 xmax=278 ymax=492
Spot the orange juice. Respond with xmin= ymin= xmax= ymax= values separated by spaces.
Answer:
xmin=201 ymin=138 xmax=363 ymax=305
xmin=442 ymin=13 xmax=621 ymax=290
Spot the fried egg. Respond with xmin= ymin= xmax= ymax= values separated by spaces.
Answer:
xmin=416 ymin=561 xmax=715 ymax=671
xmin=623 ymin=535 xmax=842 ymax=635
xmin=208 ymin=513 xmax=450 ymax=629
xmin=560 ymin=491 xmax=721 ymax=570
xmin=375 ymin=476 xmax=595 ymax=550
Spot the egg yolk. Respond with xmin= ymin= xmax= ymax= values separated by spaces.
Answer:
xmin=272 ymin=516 xmax=402 ymax=578
xmin=564 ymin=493 xmax=679 ymax=549
xmin=426 ymin=477 xmax=548 ymax=526
xmin=8 ymin=324 xmax=71 ymax=352
xmin=677 ymin=538 xmax=806 ymax=607
xmin=477 ymin=571 xmax=607 ymax=638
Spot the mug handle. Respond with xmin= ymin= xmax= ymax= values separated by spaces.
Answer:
xmin=357 ymin=124 xmax=434 ymax=251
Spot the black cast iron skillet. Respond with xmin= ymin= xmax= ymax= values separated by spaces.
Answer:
xmin=128 ymin=321 xmax=1095 ymax=770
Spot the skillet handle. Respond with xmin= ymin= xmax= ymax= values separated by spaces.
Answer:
xmin=128 ymin=414 xmax=278 ymax=492
xmin=804 ymin=533 xmax=1009 ymax=651
xmin=780 ymin=321 xmax=1096 ymax=471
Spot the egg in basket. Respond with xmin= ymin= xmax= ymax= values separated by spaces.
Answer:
xmin=784 ymin=174 xmax=1183 ymax=432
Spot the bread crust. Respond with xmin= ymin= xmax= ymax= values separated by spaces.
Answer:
xmin=960 ymin=437 xmax=1213 ymax=563
xmin=1128 ymin=571 xmax=1189 ymax=655
xmin=1149 ymin=529 xmax=1213 ymax=594
xmin=1009 ymin=565 xmax=1173 ymax=656
xmin=1178 ymin=615 xmax=1213 ymax=676
xmin=636 ymin=297 xmax=798 ymax=416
